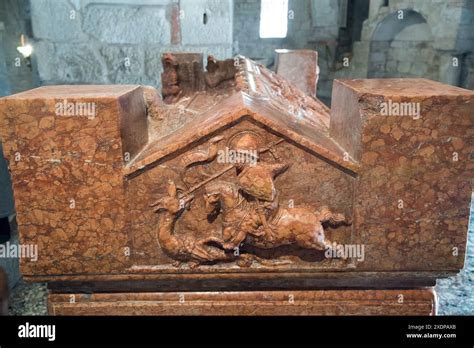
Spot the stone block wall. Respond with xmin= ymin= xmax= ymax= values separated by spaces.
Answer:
xmin=336 ymin=0 xmax=474 ymax=91
xmin=26 ymin=0 xmax=472 ymax=103
xmin=233 ymin=0 xmax=344 ymax=104
xmin=368 ymin=20 xmax=440 ymax=80
xmin=0 ymin=0 xmax=37 ymax=291
xmin=30 ymin=0 xmax=233 ymax=88
xmin=0 ymin=85 xmax=147 ymax=275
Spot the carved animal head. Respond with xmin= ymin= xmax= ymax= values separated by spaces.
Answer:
xmin=150 ymin=180 xmax=193 ymax=215
xmin=313 ymin=223 xmax=327 ymax=249
xmin=204 ymin=181 xmax=239 ymax=215
xmin=162 ymin=53 xmax=178 ymax=68
xmin=206 ymin=55 xmax=219 ymax=73
xmin=152 ymin=196 xmax=181 ymax=215
xmin=311 ymin=207 xmax=352 ymax=251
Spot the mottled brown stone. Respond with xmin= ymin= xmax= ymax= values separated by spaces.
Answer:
xmin=0 ymin=85 xmax=147 ymax=275
xmin=48 ymin=288 xmax=436 ymax=316
xmin=161 ymin=53 xmax=205 ymax=103
xmin=0 ymin=57 xmax=471 ymax=316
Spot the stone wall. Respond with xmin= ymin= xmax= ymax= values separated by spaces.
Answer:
xmin=7 ymin=0 xmax=474 ymax=99
xmin=31 ymin=0 xmax=233 ymax=88
xmin=233 ymin=0 xmax=345 ymax=104
xmin=234 ymin=0 xmax=340 ymax=61
xmin=0 ymin=0 xmax=35 ymax=290
xmin=336 ymin=0 xmax=474 ymax=90
xmin=368 ymin=13 xmax=439 ymax=80
xmin=0 ymin=0 xmax=39 ymax=96
xmin=29 ymin=0 xmax=472 ymax=102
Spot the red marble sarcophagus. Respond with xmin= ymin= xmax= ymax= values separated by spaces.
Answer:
xmin=0 ymin=53 xmax=472 ymax=315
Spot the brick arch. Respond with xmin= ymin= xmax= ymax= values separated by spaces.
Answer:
xmin=368 ymin=9 xmax=436 ymax=79
xmin=372 ymin=9 xmax=429 ymax=41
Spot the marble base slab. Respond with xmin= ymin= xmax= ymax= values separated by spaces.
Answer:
xmin=48 ymin=288 xmax=436 ymax=316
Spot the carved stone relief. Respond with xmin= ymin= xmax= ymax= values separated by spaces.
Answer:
xmin=147 ymin=129 xmax=352 ymax=267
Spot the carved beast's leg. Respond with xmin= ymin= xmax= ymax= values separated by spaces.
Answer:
xmin=202 ymin=235 xmax=235 ymax=250
xmin=188 ymin=242 xmax=228 ymax=262
xmin=222 ymin=225 xmax=235 ymax=243
xmin=224 ymin=229 xmax=249 ymax=250
xmin=195 ymin=239 xmax=235 ymax=262
xmin=294 ymin=226 xmax=329 ymax=251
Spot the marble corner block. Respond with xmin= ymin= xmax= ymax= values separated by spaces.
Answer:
xmin=330 ymin=78 xmax=474 ymax=272
xmin=0 ymin=85 xmax=148 ymax=276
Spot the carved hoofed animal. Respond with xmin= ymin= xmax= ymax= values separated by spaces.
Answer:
xmin=204 ymin=181 xmax=351 ymax=251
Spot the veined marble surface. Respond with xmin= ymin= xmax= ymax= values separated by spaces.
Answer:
xmin=8 ymin=194 xmax=474 ymax=315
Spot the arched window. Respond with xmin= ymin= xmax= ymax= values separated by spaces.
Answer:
xmin=259 ymin=0 xmax=288 ymax=38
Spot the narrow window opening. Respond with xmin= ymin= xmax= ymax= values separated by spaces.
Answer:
xmin=259 ymin=0 xmax=288 ymax=38
xmin=203 ymin=12 xmax=208 ymax=25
